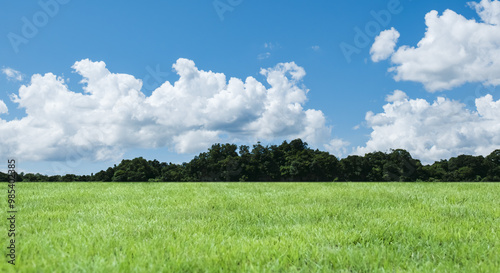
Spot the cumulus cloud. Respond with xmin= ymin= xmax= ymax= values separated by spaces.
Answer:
xmin=356 ymin=91 xmax=500 ymax=164
xmin=385 ymin=90 xmax=408 ymax=102
xmin=370 ymin=28 xmax=400 ymax=62
xmin=469 ymin=0 xmax=500 ymax=25
xmin=386 ymin=5 xmax=500 ymax=91
xmin=325 ymin=139 xmax=350 ymax=158
xmin=172 ymin=130 xmax=221 ymax=154
xmin=2 ymin=68 xmax=23 ymax=81
xmin=0 ymin=58 xmax=344 ymax=161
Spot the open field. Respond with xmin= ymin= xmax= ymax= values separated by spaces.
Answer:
xmin=1 ymin=182 xmax=499 ymax=272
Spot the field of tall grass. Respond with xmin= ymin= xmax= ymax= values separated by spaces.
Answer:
xmin=1 ymin=182 xmax=499 ymax=272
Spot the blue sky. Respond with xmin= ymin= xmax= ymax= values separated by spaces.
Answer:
xmin=1 ymin=0 xmax=500 ymax=175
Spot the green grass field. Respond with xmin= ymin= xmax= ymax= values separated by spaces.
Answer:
xmin=1 ymin=183 xmax=499 ymax=272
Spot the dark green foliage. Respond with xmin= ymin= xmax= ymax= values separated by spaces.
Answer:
xmin=19 ymin=172 xmax=48 ymax=182
xmin=340 ymin=155 xmax=370 ymax=181
xmin=62 ymin=174 xmax=77 ymax=182
xmin=161 ymin=163 xmax=185 ymax=182
xmin=386 ymin=149 xmax=423 ymax=182
xmin=309 ymin=150 xmax=339 ymax=181
xmin=0 ymin=171 xmax=8 ymax=182
xmin=485 ymin=150 xmax=500 ymax=181
xmin=187 ymin=143 xmax=241 ymax=181
xmin=446 ymin=155 xmax=487 ymax=181
xmin=16 ymin=139 xmax=500 ymax=182
xmin=112 ymin=157 xmax=158 ymax=182
xmin=423 ymin=160 xmax=448 ymax=182
xmin=47 ymin=175 xmax=62 ymax=182
xmin=93 ymin=167 xmax=115 ymax=182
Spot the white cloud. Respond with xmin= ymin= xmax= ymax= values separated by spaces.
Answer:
xmin=356 ymin=91 xmax=500 ymax=164
xmin=259 ymin=42 xmax=281 ymax=59
xmin=2 ymin=68 xmax=23 ymax=81
xmin=0 ymin=58 xmax=344 ymax=161
xmin=325 ymin=139 xmax=350 ymax=158
xmin=385 ymin=90 xmax=408 ymax=102
xmin=311 ymin=45 xmax=320 ymax=51
xmin=172 ymin=130 xmax=221 ymax=154
xmin=387 ymin=7 xmax=500 ymax=91
xmin=370 ymin=28 xmax=400 ymax=62
xmin=469 ymin=0 xmax=500 ymax=25
xmin=0 ymin=100 xmax=7 ymax=114
xmin=258 ymin=52 xmax=271 ymax=60
xmin=264 ymin=42 xmax=279 ymax=50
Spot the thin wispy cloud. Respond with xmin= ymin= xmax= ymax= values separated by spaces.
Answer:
xmin=264 ymin=42 xmax=279 ymax=50
xmin=0 ymin=100 xmax=7 ymax=114
xmin=258 ymin=42 xmax=281 ymax=60
xmin=257 ymin=52 xmax=271 ymax=60
xmin=2 ymin=68 xmax=23 ymax=81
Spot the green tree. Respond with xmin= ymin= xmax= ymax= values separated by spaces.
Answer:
xmin=485 ymin=150 xmax=500 ymax=181
xmin=310 ymin=150 xmax=339 ymax=181
xmin=385 ymin=149 xmax=422 ymax=181
xmin=340 ymin=156 xmax=370 ymax=181
xmin=94 ymin=167 xmax=115 ymax=182
xmin=112 ymin=157 xmax=157 ymax=182
xmin=62 ymin=174 xmax=77 ymax=182
xmin=48 ymin=175 xmax=62 ymax=182
xmin=447 ymin=155 xmax=486 ymax=181
xmin=161 ymin=163 xmax=186 ymax=182
xmin=425 ymin=160 xmax=449 ymax=181
xmin=22 ymin=173 xmax=47 ymax=182
xmin=364 ymin=152 xmax=387 ymax=181
xmin=0 ymin=172 xmax=8 ymax=182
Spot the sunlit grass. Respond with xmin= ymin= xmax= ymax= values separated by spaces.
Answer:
xmin=1 ymin=182 xmax=499 ymax=272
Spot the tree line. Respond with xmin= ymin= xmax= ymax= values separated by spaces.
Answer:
xmin=3 ymin=139 xmax=500 ymax=182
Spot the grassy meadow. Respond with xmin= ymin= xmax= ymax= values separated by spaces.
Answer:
xmin=1 ymin=182 xmax=499 ymax=272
